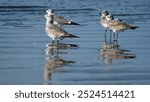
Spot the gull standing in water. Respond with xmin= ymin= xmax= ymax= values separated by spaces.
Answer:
xmin=106 ymin=15 xmax=138 ymax=41
xmin=44 ymin=11 xmax=79 ymax=50
xmin=100 ymin=10 xmax=112 ymax=38
xmin=46 ymin=9 xmax=80 ymax=26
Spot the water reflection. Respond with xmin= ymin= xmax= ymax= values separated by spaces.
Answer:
xmin=44 ymin=43 xmax=77 ymax=84
xmin=45 ymin=43 xmax=78 ymax=55
xmin=100 ymin=36 xmax=136 ymax=64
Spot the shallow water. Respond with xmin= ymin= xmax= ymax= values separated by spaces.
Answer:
xmin=0 ymin=0 xmax=150 ymax=84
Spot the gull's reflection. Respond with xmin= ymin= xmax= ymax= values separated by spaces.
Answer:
xmin=100 ymin=37 xmax=136 ymax=64
xmin=45 ymin=43 xmax=78 ymax=55
xmin=44 ymin=43 xmax=76 ymax=84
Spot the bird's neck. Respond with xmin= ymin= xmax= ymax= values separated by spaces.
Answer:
xmin=46 ymin=15 xmax=54 ymax=26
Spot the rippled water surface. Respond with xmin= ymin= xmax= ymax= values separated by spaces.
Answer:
xmin=0 ymin=0 xmax=150 ymax=84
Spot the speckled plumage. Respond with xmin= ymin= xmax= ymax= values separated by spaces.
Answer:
xmin=46 ymin=9 xmax=80 ymax=25
xmin=106 ymin=15 xmax=138 ymax=33
xmin=44 ymin=14 xmax=79 ymax=41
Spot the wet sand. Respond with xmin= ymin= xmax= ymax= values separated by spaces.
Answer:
xmin=0 ymin=0 xmax=150 ymax=84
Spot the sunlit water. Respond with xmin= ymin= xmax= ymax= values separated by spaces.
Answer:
xmin=0 ymin=0 xmax=150 ymax=84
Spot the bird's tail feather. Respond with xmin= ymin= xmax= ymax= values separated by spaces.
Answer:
xmin=68 ymin=34 xmax=79 ymax=38
xmin=64 ymin=33 xmax=79 ymax=38
xmin=70 ymin=22 xmax=80 ymax=25
xmin=129 ymin=26 xmax=139 ymax=29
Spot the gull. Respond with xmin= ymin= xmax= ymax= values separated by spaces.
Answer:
xmin=100 ymin=10 xmax=111 ymax=37
xmin=44 ymin=12 xmax=79 ymax=49
xmin=106 ymin=15 xmax=138 ymax=40
xmin=46 ymin=9 xmax=80 ymax=26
